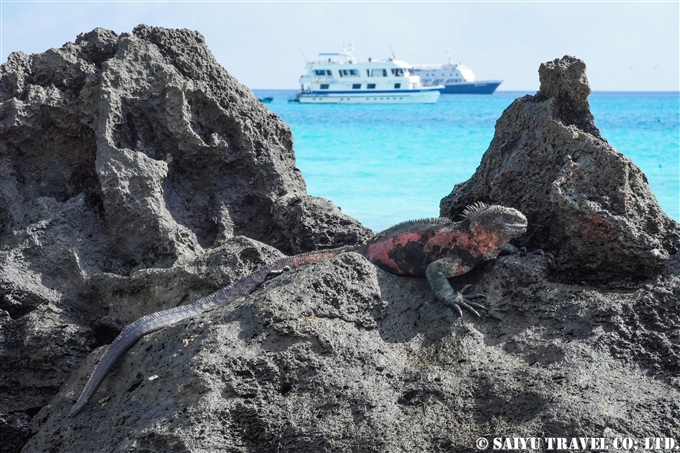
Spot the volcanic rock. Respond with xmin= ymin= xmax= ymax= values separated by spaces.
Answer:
xmin=4 ymin=37 xmax=680 ymax=453
xmin=0 ymin=24 xmax=369 ymax=451
xmin=440 ymin=55 xmax=680 ymax=282
xmin=23 ymin=252 xmax=680 ymax=452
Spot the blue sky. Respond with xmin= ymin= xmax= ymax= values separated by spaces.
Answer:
xmin=1 ymin=1 xmax=678 ymax=91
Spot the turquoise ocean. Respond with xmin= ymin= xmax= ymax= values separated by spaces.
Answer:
xmin=254 ymin=90 xmax=679 ymax=232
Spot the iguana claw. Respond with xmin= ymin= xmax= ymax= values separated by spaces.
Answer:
xmin=440 ymin=285 xmax=487 ymax=318
xmin=526 ymin=248 xmax=555 ymax=261
xmin=501 ymin=245 xmax=554 ymax=263
xmin=519 ymin=247 xmax=554 ymax=264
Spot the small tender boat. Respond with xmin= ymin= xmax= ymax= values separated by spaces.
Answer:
xmin=290 ymin=45 xmax=442 ymax=104
xmin=258 ymin=97 xmax=273 ymax=104
xmin=410 ymin=52 xmax=502 ymax=94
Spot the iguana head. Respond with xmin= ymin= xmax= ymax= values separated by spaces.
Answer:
xmin=463 ymin=202 xmax=528 ymax=241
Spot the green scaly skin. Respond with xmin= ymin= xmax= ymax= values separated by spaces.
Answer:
xmin=69 ymin=203 xmax=527 ymax=416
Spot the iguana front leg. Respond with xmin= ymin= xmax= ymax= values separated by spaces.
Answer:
xmin=425 ymin=258 xmax=486 ymax=318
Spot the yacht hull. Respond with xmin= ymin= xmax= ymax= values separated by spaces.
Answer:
xmin=295 ymin=89 xmax=441 ymax=104
xmin=441 ymin=80 xmax=502 ymax=94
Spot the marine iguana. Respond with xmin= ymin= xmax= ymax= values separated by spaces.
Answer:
xmin=69 ymin=203 xmax=530 ymax=416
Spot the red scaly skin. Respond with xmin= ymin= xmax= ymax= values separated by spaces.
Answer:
xmin=359 ymin=204 xmax=527 ymax=279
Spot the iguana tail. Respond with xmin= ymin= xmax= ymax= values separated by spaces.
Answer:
xmin=69 ymin=247 xmax=350 ymax=416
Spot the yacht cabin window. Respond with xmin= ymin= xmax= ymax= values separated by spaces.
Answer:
xmin=339 ymin=69 xmax=359 ymax=77
xmin=366 ymin=69 xmax=388 ymax=77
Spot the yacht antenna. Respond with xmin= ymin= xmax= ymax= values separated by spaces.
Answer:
xmin=389 ymin=43 xmax=396 ymax=60
xmin=299 ymin=48 xmax=309 ymax=63
xmin=342 ymin=42 xmax=355 ymax=55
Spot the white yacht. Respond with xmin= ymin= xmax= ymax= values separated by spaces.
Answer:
xmin=410 ymin=52 xmax=502 ymax=94
xmin=291 ymin=45 xmax=442 ymax=104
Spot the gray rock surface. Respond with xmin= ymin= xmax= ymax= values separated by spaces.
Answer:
xmin=0 ymin=25 xmax=370 ymax=452
xmin=3 ymin=37 xmax=680 ymax=452
xmin=440 ymin=56 xmax=680 ymax=282
xmin=22 ymin=253 xmax=680 ymax=452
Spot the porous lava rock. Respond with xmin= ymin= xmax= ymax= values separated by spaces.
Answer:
xmin=440 ymin=55 xmax=680 ymax=282
xmin=23 ymin=252 xmax=680 ymax=452
xmin=0 ymin=25 xmax=369 ymax=452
